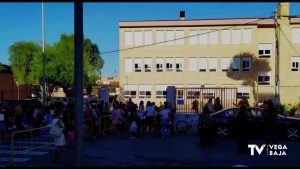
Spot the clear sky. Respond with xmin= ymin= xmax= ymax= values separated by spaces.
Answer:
xmin=1 ymin=2 xmax=300 ymax=77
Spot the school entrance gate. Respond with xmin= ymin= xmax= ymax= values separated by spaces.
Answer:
xmin=167 ymin=87 xmax=238 ymax=114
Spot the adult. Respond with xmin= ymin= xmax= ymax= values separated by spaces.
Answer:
xmin=137 ymin=101 xmax=145 ymax=136
xmin=192 ymin=99 xmax=199 ymax=114
xmin=198 ymin=106 xmax=213 ymax=148
xmin=205 ymin=98 xmax=214 ymax=113
xmin=145 ymin=101 xmax=155 ymax=133
xmin=159 ymin=102 xmax=171 ymax=139
xmin=235 ymin=105 xmax=250 ymax=153
xmin=237 ymin=96 xmax=249 ymax=108
xmin=51 ymin=110 xmax=66 ymax=164
xmin=214 ymin=97 xmax=223 ymax=112
xmin=264 ymin=99 xmax=279 ymax=144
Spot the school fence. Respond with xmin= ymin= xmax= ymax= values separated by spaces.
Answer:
xmin=175 ymin=87 xmax=238 ymax=114
xmin=9 ymin=125 xmax=53 ymax=165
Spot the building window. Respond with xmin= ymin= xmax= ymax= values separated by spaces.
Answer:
xmin=237 ymin=86 xmax=250 ymax=99
xmin=156 ymin=58 xmax=164 ymax=72
xmin=139 ymin=85 xmax=152 ymax=98
xmin=199 ymin=58 xmax=207 ymax=72
xmin=189 ymin=57 xmax=197 ymax=72
xmin=124 ymin=85 xmax=137 ymax=98
xmin=242 ymin=57 xmax=251 ymax=71
xmin=175 ymin=58 xmax=184 ymax=72
xmin=176 ymin=89 xmax=184 ymax=99
xmin=144 ymin=58 xmax=152 ymax=72
xmin=124 ymin=31 xmax=133 ymax=46
xmin=156 ymin=85 xmax=167 ymax=98
xmin=166 ymin=30 xmax=174 ymax=45
xmin=209 ymin=30 xmax=218 ymax=44
xmin=221 ymin=57 xmax=230 ymax=72
xmin=144 ymin=31 xmax=152 ymax=45
xmin=232 ymin=29 xmax=241 ymax=44
xmin=209 ymin=58 xmax=217 ymax=72
xmin=221 ymin=30 xmax=231 ymax=44
xmin=124 ymin=58 xmax=132 ymax=73
xmin=134 ymin=31 xmax=142 ymax=46
xmin=242 ymin=29 xmax=252 ymax=44
xmin=258 ymin=44 xmax=272 ymax=58
xmin=166 ymin=58 xmax=173 ymax=72
xmin=202 ymin=88 xmax=215 ymax=99
xmin=291 ymin=56 xmax=300 ymax=71
xmin=258 ymin=72 xmax=271 ymax=85
xmin=199 ymin=30 xmax=208 ymax=44
xmin=231 ymin=58 xmax=240 ymax=72
xmin=134 ymin=58 xmax=142 ymax=72
xmin=292 ymin=28 xmax=300 ymax=44
xmin=175 ymin=30 xmax=184 ymax=45
xmin=189 ymin=30 xmax=197 ymax=45
xmin=156 ymin=31 xmax=164 ymax=45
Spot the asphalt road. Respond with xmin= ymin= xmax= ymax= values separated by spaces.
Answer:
xmin=14 ymin=133 xmax=300 ymax=167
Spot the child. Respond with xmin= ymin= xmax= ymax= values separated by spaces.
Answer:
xmin=129 ymin=120 xmax=137 ymax=139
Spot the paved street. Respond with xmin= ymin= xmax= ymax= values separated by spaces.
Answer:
xmin=4 ymin=133 xmax=299 ymax=167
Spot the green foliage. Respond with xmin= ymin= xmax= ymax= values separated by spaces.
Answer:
xmin=8 ymin=34 xmax=104 ymax=92
xmin=109 ymin=86 xmax=117 ymax=93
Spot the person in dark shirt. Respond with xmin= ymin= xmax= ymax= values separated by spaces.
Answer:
xmin=264 ymin=99 xmax=278 ymax=144
xmin=235 ymin=105 xmax=250 ymax=153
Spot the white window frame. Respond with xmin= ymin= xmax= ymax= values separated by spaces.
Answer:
xmin=242 ymin=29 xmax=252 ymax=44
xmin=258 ymin=72 xmax=271 ymax=85
xmin=199 ymin=30 xmax=208 ymax=45
xmin=189 ymin=57 xmax=197 ymax=72
xmin=237 ymin=85 xmax=250 ymax=99
xmin=292 ymin=28 xmax=300 ymax=44
xmin=166 ymin=58 xmax=174 ymax=72
xmin=199 ymin=57 xmax=207 ymax=72
xmin=221 ymin=30 xmax=231 ymax=44
xmin=134 ymin=58 xmax=142 ymax=72
xmin=166 ymin=30 xmax=174 ymax=45
xmin=209 ymin=58 xmax=217 ymax=72
xmin=291 ymin=56 xmax=300 ymax=71
xmin=156 ymin=85 xmax=167 ymax=98
xmin=258 ymin=44 xmax=272 ymax=58
xmin=242 ymin=57 xmax=251 ymax=72
xmin=124 ymin=85 xmax=137 ymax=98
xmin=175 ymin=58 xmax=184 ymax=72
xmin=189 ymin=30 xmax=198 ymax=45
xmin=175 ymin=30 xmax=184 ymax=45
xmin=134 ymin=31 xmax=143 ymax=46
xmin=144 ymin=58 xmax=152 ymax=72
xmin=156 ymin=31 xmax=164 ymax=45
xmin=156 ymin=58 xmax=164 ymax=72
xmin=231 ymin=58 xmax=240 ymax=72
xmin=124 ymin=58 xmax=132 ymax=73
xmin=124 ymin=31 xmax=133 ymax=46
xmin=221 ymin=57 xmax=230 ymax=72
xmin=144 ymin=31 xmax=152 ymax=45
xmin=209 ymin=30 xmax=218 ymax=44
xmin=138 ymin=85 xmax=152 ymax=99
xmin=232 ymin=29 xmax=241 ymax=44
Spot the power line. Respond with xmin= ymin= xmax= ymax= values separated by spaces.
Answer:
xmin=100 ymin=12 xmax=274 ymax=55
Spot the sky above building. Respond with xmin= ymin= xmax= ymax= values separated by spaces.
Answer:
xmin=0 ymin=2 xmax=300 ymax=77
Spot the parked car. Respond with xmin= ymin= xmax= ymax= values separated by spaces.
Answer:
xmin=211 ymin=107 xmax=300 ymax=141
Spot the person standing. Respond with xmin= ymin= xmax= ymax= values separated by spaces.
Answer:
xmin=51 ymin=110 xmax=66 ymax=164
xmin=214 ymin=97 xmax=223 ymax=112
xmin=198 ymin=106 xmax=213 ymax=148
xmin=159 ymin=102 xmax=171 ymax=140
xmin=137 ymin=101 xmax=145 ymax=136
xmin=264 ymin=99 xmax=279 ymax=145
xmin=205 ymin=98 xmax=214 ymax=114
xmin=235 ymin=105 xmax=249 ymax=154
xmin=145 ymin=101 xmax=155 ymax=133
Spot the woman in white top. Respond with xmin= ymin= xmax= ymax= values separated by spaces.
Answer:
xmin=137 ymin=101 xmax=145 ymax=135
xmin=51 ymin=110 xmax=66 ymax=164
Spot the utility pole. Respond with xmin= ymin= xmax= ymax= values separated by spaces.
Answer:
xmin=74 ymin=2 xmax=84 ymax=167
xmin=274 ymin=9 xmax=280 ymax=103
xmin=42 ymin=2 xmax=46 ymax=109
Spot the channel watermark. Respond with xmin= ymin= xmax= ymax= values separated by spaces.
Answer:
xmin=248 ymin=144 xmax=288 ymax=156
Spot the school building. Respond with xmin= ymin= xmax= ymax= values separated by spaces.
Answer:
xmin=119 ymin=3 xmax=300 ymax=107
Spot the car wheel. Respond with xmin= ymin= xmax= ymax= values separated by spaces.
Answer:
xmin=287 ymin=127 xmax=299 ymax=141
xmin=217 ymin=126 xmax=228 ymax=138
xmin=176 ymin=121 xmax=189 ymax=134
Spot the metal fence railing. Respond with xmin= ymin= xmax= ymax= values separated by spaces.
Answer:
xmin=10 ymin=125 xmax=53 ymax=165
xmin=175 ymin=87 xmax=237 ymax=114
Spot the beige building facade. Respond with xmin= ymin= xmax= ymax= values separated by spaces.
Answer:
xmin=119 ymin=3 xmax=300 ymax=106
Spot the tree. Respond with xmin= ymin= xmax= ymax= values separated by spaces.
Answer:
xmin=226 ymin=52 xmax=271 ymax=102
xmin=8 ymin=41 xmax=41 ymax=85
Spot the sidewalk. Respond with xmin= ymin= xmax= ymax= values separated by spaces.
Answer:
xmin=20 ymin=134 xmax=300 ymax=167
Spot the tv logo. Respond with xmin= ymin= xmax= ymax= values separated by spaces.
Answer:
xmin=248 ymin=144 xmax=265 ymax=156
xmin=248 ymin=144 xmax=287 ymax=156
